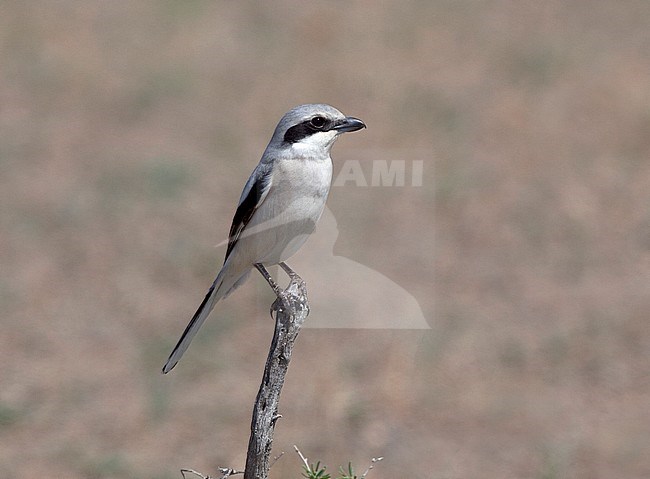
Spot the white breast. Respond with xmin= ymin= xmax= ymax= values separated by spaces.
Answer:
xmin=247 ymin=155 xmax=332 ymax=265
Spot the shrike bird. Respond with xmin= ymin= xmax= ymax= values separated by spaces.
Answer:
xmin=162 ymin=104 xmax=365 ymax=373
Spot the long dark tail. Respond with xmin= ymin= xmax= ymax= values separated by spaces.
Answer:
xmin=162 ymin=277 xmax=223 ymax=374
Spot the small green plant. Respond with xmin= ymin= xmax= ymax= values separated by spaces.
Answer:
xmin=338 ymin=462 xmax=356 ymax=479
xmin=301 ymin=460 xmax=331 ymax=479
xmin=295 ymin=446 xmax=383 ymax=479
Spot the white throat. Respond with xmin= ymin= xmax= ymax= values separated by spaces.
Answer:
xmin=291 ymin=131 xmax=339 ymax=157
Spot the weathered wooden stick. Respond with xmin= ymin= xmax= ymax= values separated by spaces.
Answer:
xmin=243 ymin=276 xmax=309 ymax=479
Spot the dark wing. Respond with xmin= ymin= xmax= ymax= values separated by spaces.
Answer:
xmin=224 ymin=161 xmax=273 ymax=263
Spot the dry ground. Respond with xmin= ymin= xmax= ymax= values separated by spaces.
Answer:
xmin=1 ymin=2 xmax=649 ymax=478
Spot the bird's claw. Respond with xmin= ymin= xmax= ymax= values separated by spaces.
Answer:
xmin=269 ymin=279 xmax=309 ymax=316
xmin=270 ymin=291 xmax=291 ymax=317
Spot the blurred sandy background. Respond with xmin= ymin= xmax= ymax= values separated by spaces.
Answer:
xmin=1 ymin=1 xmax=649 ymax=478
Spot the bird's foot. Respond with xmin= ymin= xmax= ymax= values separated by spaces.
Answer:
xmin=270 ymin=291 xmax=290 ymax=317
xmin=278 ymin=263 xmax=307 ymax=312
xmin=257 ymin=262 xmax=308 ymax=318
xmin=269 ymin=270 xmax=309 ymax=319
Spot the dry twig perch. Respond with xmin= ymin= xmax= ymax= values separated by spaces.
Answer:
xmin=243 ymin=274 xmax=309 ymax=479
xmin=178 ymin=272 xmax=308 ymax=479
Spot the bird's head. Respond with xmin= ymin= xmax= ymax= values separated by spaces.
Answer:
xmin=269 ymin=104 xmax=366 ymax=155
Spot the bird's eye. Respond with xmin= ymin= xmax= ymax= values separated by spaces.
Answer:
xmin=310 ymin=116 xmax=327 ymax=129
